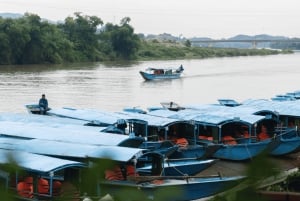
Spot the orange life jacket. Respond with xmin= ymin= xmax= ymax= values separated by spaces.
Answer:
xmin=38 ymin=178 xmax=49 ymax=194
xmin=199 ymin=135 xmax=213 ymax=141
xmin=52 ymin=180 xmax=62 ymax=196
xmin=222 ymin=136 xmax=237 ymax=145
xmin=105 ymin=166 xmax=124 ymax=181
xmin=258 ymin=132 xmax=269 ymax=141
xmin=176 ymin=138 xmax=189 ymax=147
xmin=126 ymin=165 xmax=139 ymax=177
xmin=17 ymin=177 xmax=33 ymax=198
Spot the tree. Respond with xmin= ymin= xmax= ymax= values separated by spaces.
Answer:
xmin=100 ymin=17 xmax=140 ymax=59
xmin=60 ymin=12 xmax=103 ymax=61
xmin=185 ymin=39 xmax=191 ymax=48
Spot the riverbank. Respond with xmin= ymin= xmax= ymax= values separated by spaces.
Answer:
xmin=200 ymin=152 xmax=300 ymax=201
xmin=136 ymin=40 xmax=293 ymax=61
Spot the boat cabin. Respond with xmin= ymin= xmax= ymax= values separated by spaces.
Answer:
xmin=0 ymin=149 xmax=86 ymax=200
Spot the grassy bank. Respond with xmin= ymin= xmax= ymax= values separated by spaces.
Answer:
xmin=136 ymin=40 xmax=293 ymax=61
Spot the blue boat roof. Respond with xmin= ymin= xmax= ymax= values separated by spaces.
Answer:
xmin=241 ymin=99 xmax=300 ymax=117
xmin=116 ymin=111 xmax=188 ymax=127
xmin=0 ymin=121 xmax=132 ymax=146
xmin=48 ymin=107 xmax=120 ymax=125
xmin=1 ymin=112 xmax=89 ymax=126
xmin=0 ymin=149 xmax=86 ymax=173
xmin=149 ymin=104 xmax=266 ymax=125
xmin=47 ymin=107 xmax=184 ymax=127
xmin=0 ymin=138 xmax=144 ymax=162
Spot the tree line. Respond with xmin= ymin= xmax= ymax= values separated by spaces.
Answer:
xmin=0 ymin=13 xmax=140 ymax=65
xmin=0 ymin=13 xmax=292 ymax=65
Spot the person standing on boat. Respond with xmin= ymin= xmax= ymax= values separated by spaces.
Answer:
xmin=39 ymin=94 xmax=48 ymax=114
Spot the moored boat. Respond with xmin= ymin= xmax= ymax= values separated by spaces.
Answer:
xmin=0 ymin=149 xmax=86 ymax=200
xmin=240 ymin=99 xmax=300 ymax=156
xmin=137 ymin=152 xmax=216 ymax=176
xmin=99 ymin=174 xmax=245 ymax=201
xmin=148 ymin=104 xmax=280 ymax=161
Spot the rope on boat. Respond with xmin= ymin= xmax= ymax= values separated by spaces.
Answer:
xmin=166 ymin=159 xmax=187 ymax=176
xmin=245 ymin=143 xmax=252 ymax=161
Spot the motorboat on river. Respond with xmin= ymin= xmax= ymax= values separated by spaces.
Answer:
xmin=139 ymin=65 xmax=184 ymax=81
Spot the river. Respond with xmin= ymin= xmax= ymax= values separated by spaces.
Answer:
xmin=1 ymin=53 xmax=300 ymax=114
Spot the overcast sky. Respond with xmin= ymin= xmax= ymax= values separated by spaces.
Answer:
xmin=1 ymin=0 xmax=300 ymax=38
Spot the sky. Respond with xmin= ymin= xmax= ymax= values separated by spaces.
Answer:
xmin=1 ymin=0 xmax=300 ymax=39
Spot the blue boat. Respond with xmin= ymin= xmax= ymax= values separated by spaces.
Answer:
xmin=269 ymin=131 xmax=300 ymax=156
xmin=0 ymin=149 xmax=86 ymax=200
xmin=99 ymin=174 xmax=244 ymax=201
xmin=137 ymin=152 xmax=216 ymax=176
xmin=139 ymin=65 xmax=184 ymax=81
xmin=98 ymin=149 xmax=244 ymax=201
xmin=240 ymin=99 xmax=300 ymax=156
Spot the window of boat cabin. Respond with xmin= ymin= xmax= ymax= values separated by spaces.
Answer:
xmin=256 ymin=119 xmax=276 ymax=138
xmin=0 ymin=169 xmax=9 ymax=189
xmin=168 ymin=123 xmax=195 ymax=142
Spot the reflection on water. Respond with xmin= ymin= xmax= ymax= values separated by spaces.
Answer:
xmin=1 ymin=53 xmax=300 ymax=113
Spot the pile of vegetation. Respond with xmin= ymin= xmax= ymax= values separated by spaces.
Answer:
xmin=264 ymin=170 xmax=300 ymax=192
xmin=0 ymin=12 xmax=293 ymax=65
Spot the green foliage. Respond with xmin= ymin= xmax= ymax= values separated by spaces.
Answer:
xmin=184 ymin=39 xmax=191 ymax=47
xmin=100 ymin=17 xmax=141 ymax=59
xmin=210 ymin=152 xmax=281 ymax=201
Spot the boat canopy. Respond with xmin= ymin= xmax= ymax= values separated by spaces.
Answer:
xmin=48 ymin=107 xmax=121 ymax=125
xmin=0 ymin=121 xmax=132 ymax=146
xmin=0 ymin=112 xmax=88 ymax=126
xmin=44 ymin=107 xmax=186 ymax=128
xmin=242 ymin=99 xmax=300 ymax=117
xmin=0 ymin=138 xmax=144 ymax=162
xmin=0 ymin=149 xmax=86 ymax=174
xmin=116 ymin=111 xmax=190 ymax=127
xmin=149 ymin=106 xmax=266 ymax=125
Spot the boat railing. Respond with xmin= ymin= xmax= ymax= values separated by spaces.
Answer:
xmin=274 ymin=126 xmax=299 ymax=139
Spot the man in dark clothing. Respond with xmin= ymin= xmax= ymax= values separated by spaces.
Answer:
xmin=39 ymin=94 xmax=48 ymax=114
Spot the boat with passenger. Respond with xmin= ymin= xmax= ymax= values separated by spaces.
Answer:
xmin=139 ymin=65 xmax=184 ymax=81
